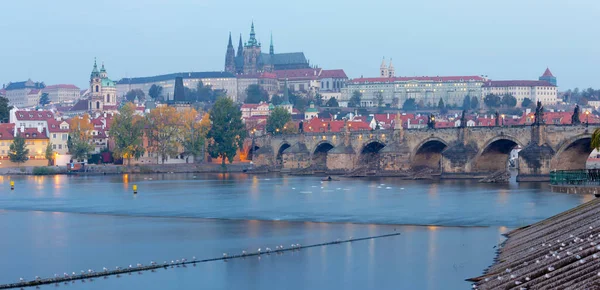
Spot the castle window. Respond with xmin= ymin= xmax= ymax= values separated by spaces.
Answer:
xmin=95 ymin=85 xmax=99 ymax=92
xmin=96 ymin=101 xmax=100 ymax=109
xmin=106 ymin=94 xmax=110 ymax=103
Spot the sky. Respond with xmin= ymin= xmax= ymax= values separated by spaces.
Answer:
xmin=0 ymin=0 xmax=598 ymax=90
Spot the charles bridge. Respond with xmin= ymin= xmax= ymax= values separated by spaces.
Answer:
xmin=249 ymin=115 xmax=598 ymax=181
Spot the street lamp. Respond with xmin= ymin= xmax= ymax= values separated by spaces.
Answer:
xmin=586 ymin=111 xmax=590 ymax=127
xmin=501 ymin=114 xmax=505 ymax=126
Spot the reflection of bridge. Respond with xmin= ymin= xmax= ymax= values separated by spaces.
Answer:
xmin=250 ymin=120 xmax=599 ymax=181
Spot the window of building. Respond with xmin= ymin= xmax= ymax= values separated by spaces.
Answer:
xmin=53 ymin=144 xmax=56 ymax=149
xmin=58 ymin=144 xmax=62 ymax=149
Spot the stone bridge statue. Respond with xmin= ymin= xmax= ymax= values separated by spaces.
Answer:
xmin=533 ymin=101 xmax=545 ymax=125
xmin=572 ymin=105 xmax=581 ymax=125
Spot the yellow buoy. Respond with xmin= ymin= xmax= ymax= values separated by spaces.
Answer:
xmin=10 ymin=181 xmax=14 ymax=190
xmin=133 ymin=184 xmax=138 ymax=194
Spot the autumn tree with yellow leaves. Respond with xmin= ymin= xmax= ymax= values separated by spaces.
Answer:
xmin=179 ymin=108 xmax=210 ymax=163
xmin=68 ymin=113 xmax=94 ymax=161
xmin=109 ymin=103 xmax=146 ymax=166
xmin=146 ymin=106 xmax=182 ymax=164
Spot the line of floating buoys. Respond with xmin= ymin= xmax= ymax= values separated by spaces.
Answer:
xmin=0 ymin=232 xmax=401 ymax=289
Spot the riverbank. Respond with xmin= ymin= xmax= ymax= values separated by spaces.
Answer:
xmin=469 ymin=197 xmax=600 ymax=289
xmin=0 ymin=163 xmax=254 ymax=176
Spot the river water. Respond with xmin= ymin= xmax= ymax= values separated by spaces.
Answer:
xmin=0 ymin=173 xmax=590 ymax=289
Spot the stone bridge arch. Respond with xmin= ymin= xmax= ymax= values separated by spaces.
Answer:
xmin=358 ymin=139 xmax=386 ymax=171
xmin=311 ymin=140 xmax=335 ymax=170
xmin=473 ymin=135 xmax=523 ymax=173
xmin=275 ymin=141 xmax=291 ymax=167
xmin=551 ymin=134 xmax=593 ymax=171
xmin=411 ymin=137 xmax=449 ymax=172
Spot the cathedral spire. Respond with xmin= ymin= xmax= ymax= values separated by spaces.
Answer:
xmin=227 ymin=32 xmax=233 ymax=48
xmin=269 ymin=32 xmax=274 ymax=55
xmin=92 ymin=57 xmax=98 ymax=73
xmin=247 ymin=21 xmax=259 ymax=47
xmin=237 ymin=34 xmax=243 ymax=58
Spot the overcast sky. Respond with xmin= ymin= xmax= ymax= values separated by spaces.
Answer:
xmin=1 ymin=0 xmax=598 ymax=90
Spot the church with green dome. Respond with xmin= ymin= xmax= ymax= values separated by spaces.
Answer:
xmin=88 ymin=58 xmax=118 ymax=112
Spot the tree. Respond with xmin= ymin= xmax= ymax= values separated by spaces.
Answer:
xmin=314 ymin=94 xmax=324 ymax=107
xmin=68 ymin=114 xmax=94 ymax=161
xmin=196 ymin=81 xmax=214 ymax=103
xmin=392 ymin=97 xmax=400 ymax=108
xmin=146 ymin=106 xmax=181 ymax=164
xmin=45 ymin=142 xmax=54 ymax=166
xmin=281 ymin=120 xmax=298 ymax=134
xmin=471 ymin=96 xmax=479 ymax=110
xmin=207 ymin=97 xmax=246 ymax=166
xmin=375 ymin=91 xmax=384 ymax=108
xmin=522 ymin=97 xmax=533 ymax=108
xmin=462 ymin=96 xmax=471 ymax=111
xmin=125 ymin=89 xmax=145 ymax=103
xmin=438 ymin=98 xmax=448 ymax=114
xmin=179 ymin=108 xmax=210 ymax=163
xmin=8 ymin=135 xmax=29 ymax=165
xmin=0 ymin=96 xmax=12 ymax=123
xmin=484 ymin=94 xmax=502 ymax=109
xmin=39 ymin=93 xmax=50 ymax=106
xmin=266 ymin=107 xmax=292 ymax=135
xmin=109 ymin=103 xmax=146 ymax=166
xmin=349 ymin=90 xmax=362 ymax=107
xmin=245 ymin=84 xmax=268 ymax=104
xmin=325 ymin=97 xmax=339 ymax=107
xmin=403 ymin=98 xmax=417 ymax=111
xmin=289 ymin=92 xmax=308 ymax=112
xmin=271 ymin=95 xmax=283 ymax=105
xmin=148 ymin=84 xmax=164 ymax=101
xmin=501 ymin=94 xmax=517 ymax=108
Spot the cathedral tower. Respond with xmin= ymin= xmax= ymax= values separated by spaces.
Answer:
xmin=243 ymin=21 xmax=262 ymax=74
xmin=380 ymin=57 xmax=388 ymax=77
xmin=88 ymin=58 xmax=117 ymax=112
xmin=388 ymin=58 xmax=395 ymax=78
xmin=225 ymin=32 xmax=236 ymax=73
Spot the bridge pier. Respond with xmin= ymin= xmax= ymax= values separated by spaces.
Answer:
xmin=440 ymin=142 xmax=480 ymax=179
xmin=281 ymin=143 xmax=310 ymax=170
xmin=326 ymin=145 xmax=356 ymax=174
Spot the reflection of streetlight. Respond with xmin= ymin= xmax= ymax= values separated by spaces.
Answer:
xmin=501 ymin=114 xmax=505 ymax=126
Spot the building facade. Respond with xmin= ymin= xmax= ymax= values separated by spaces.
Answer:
xmin=343 ymin=75 xmax=486 ymax=108
xmin=482 ymin=80 xmax=558 ymax=106
xmin=47 ymin=119 xmax=69 ymax=155
xmin=4 ymin=79 xmax=45 ymax=107
xmin=43 ymin=84 xmax=81 ymax=103
xmin=88 ymin=59 xmax=118 ymax=112
xmin=117 ymin=72 xmax=238 ymax=102
xmin=224 ymin=22 xmax=310 ymax=75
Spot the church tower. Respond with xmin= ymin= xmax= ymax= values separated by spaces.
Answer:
xmin=243 ymin=21 xmax=262 ymax=74
xmin=89 ymin=58 xmax=104 ymax=112
xmin=539 ymin=67 xmax=557 ymax=86
xmin=269 ymin=32 xmax=274 ymax=55
xmin=225 ymin=32 xmax=236 ymax=73
xmin=88 ymin=58 xmax=117 ymax=113
xmin=380 ymin=57 xmax=388 ymax=77
xmin=388 ymin=58 xmax=395 ymax=78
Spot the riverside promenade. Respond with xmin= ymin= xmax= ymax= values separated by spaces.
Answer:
xmin=469 ymin=197 xmax=600 ymax=289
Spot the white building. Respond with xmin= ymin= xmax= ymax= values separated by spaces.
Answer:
xmin=43 ymin=84 xmax=81 ymax=103
xmin=89 ymin=60 xmax=118 ymax=112
xmin=482 ymin=80 xmax=557 ymax=106
xmin=343 ymin=75 xmax=487 ymax=108
xmin=117 ymin=72 xmax=238 ymax=102
xmin=4 ymin=79 xmax=45 ymax=107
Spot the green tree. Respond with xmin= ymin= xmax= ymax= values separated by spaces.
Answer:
xmin=0 ymin=96 xmax=12 ymax=123
xmin=391 ymin=97 xmax=400 ymax=108
xmin=45 ymin=142 xmax=54 ymax=166
xmin=403 ymin=98 xmax=417 ymax=111
xmin=289 ymin=92 xmax=308 ymax=112
xmin=314 ymin=94 xmax=324 ymax=107
xmin=8 ymin=135 xmax=29 ymax=165
xmin=522 ymin=97 xmax=533 ymax=108
xmin=109 ymin=103 xmax=146 ymax=166
xmin=501 ymin=94 xmax=517 ymax=108
xmin=207 ymin=97 xmax=246 ymax=166
xmin=245 ymin=84 xmax=268 ymax=104
xmin=180 ymin=109 xmax=210 ymax=163
xmin=196 ymin=81 xmax=215 ymax=102
xmin=125 ymin=89 xmax=145 ymax=102
xmin=349 ymin=90 xmax=362 ymax=107
xmin=438 ymin=98 xmax=448 ymax=114
xmin=471 ymin=96 xmax=479 ymax=110
xmin=148 ymin=84 xmax=163 ymax=101
xmin=484 ymin=94 xmax=502 ymax=108
xmin=375 ymin=91 xmax=384 ymax=108
xmin=266 ymin=107 xmax=292 ymax=135
xmin=271 ymin=95 xmax=283 ymax=105
xmin=325 ymin=97 xmax=339 ymax=107
xmin=39 ymin=92 xmax=50 ymax=106
xmin=462 ymin=96 xmax=471 ymax=111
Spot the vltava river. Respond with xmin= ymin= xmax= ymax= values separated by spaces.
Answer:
xmin=0 ymin=173 xmax=589 ymax=289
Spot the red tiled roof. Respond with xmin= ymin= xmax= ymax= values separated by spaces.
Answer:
xmin=0 ymin=124 xmax=15 ymax=140
xmin=44 ymin=84 xmax=80 ymax=90
xmin=483 ymin=80 xmax=555 ymax=87
xmin=274 ymin=68 xmax=321 ymax=80
xmin=17 ymin=128 xmax=48 ymax=139
xmin=541 ymin=68 xmax=554 ymax=77
xmin=15 ymin=110 xmax=55 ymax=121
xmin=320 ymin=69 xmax=347 ymax=79
xmin=349 ymin=75 xmax=486 ymax=84
xmin=241 ymin=104 xmax=260 ymax=109
xmin=47 ymin=119 xmax=69 ymax=133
